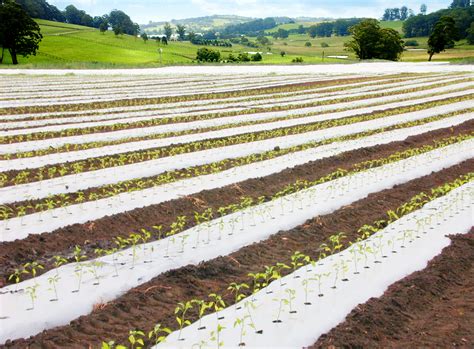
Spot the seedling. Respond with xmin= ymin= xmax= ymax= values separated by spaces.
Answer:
xmin=234 ymin=314 xmax=251 ymax=346
xmin=23 ymin=261 xmax=44 ymax=285
xmin=52 ymin=255 xmax=68 ymax=277
xmin=290 ymin=251 xmax=305 ymax=277
xmin=191 ymin=299 xmax=212 ymax=330
xmin=210 ymin=323 xmax=225 ymax=349
xmin=25 ymin=284 xmax=39 ymax=310
xmin=128 ymin=233 xmax=142 ymax=269
xmin=128 ymin=330 xmax=145 ymax=349
xmin=175 ymin=301 xmax=193 ymax=340
xmin=101 ymin=341 xmax=127 ymax=349
xmin=88 ymin=261 xmax=105 ymax=285
xmin=317 ymin=243 xmax=330 ymax=265
xmin=48 ymin=274 xmax=60 ymax=301
xmin=228 ymin=282 xmax=249 ymax=309
xmin=313 ymin=272 xmax=330 ymax=297
xmin=209 ymin=293 xmax=226 ymax=320
xmin=8 ymin=268 xmax=28 ymax=291
xmin=148 ymin=324 xmax=171 ymax=345
xmin=275 ymin=262 xmax=290 ymax=286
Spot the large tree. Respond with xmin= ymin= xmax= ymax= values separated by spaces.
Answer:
xmin=0 ymin=0 xmax=42 ymax=64
xmin=176 ymin=24 xmax=186 ymax=41
xmin=164 ymin=23 xmax=173 ymax=40
xmin=344 ymin=19 xmax=404 ymax=61
xmin=450 ymin=0 xmax=471 ymax=8
xmin=427 ymin=16 xmax=460 ymax=61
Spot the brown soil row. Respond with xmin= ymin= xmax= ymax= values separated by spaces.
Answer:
xmin=311 ymin=229 xmax=474 ymax=348
xmin=0 ymin=75 xmax=407 ymax=115
xmin=3 ymin=159 xmax=472 ymax=348
xmin=0 ymin=121 xmax=472 ymax=286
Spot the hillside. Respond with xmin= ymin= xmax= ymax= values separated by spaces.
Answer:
xmin=141 ymin=15 xmax=254 ymax=34
xmin=1 ymin=18 xmax=473 ymax=68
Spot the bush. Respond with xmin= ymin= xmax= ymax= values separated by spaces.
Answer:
xmin=251 ymin=53 xmax=263 ymax=61
xmin=292 ymin=57 xmax=304 ymax=63
xmin=196 ymin=47 xmax=221 ymax=62
xmin=404 ymin=39 xmax=419 ymax=46
xmin=305 ymin=42 xmax=312 ymax=47
xmin=238 ymin=52 xmax=250 ymax=62
xmin=320 ymin=42 xmax=329 ymax=48
xmin=280 ymin=51 xmax=286 ymax=57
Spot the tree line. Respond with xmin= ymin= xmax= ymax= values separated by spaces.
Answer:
xmin=15 ymin=0 xmax=139 ymax=35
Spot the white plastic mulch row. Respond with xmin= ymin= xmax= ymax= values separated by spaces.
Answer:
xmin=1 ymin=83 xmax=472 ymax=157
xmin=0 ymin=74 xmax=430 ymax=121
xmin=0 ymin=141 xmax=471 ymax=344
xmin=0 ymin=102 xmax=471 ymax=205
xmin=0 ymin=116 xmax=471 ymax=242
xmin=0 ymin=74 xmax=310 ymax=98
xmin=157 ymin=182 xmax=473 ymax=349
xmin=1 ymin=62 xmax=473 ymax=76
xmin=0 ymin=76 xmax=326 ymax=108
xmin=0 ymin=74 xmax=456 ymax=129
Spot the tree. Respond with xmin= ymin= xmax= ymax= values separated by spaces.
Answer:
xmin=161 ymin=36 xmax=168 ymax=45
xmin=113 ymin=25 xmax=123 ymax=36
xmin=450 ymin=0 xmax=471 ymax=8
xmin=274 ymin=28 xmax=289 ymax=39
xmin=164 ymin=23 xmax=173 ymax=40
xmin=400 ymin=6 xmax=409 ymax=20
xmin=0 ymin=0 xmax=42 ymax=65
xmin=99 ymin=22 xmax=108 ymax=34
xmin=420 ymin=4 xmax=427 ymax=15
xmin=187 ymin=31 xmax=196 ymax=42
xmin=467 ymin=22 xmax=474 ymax=44
xmin=176 ymin=24 xmax=185 ymax=41
xmin=141 ymin=32 xmax=148 ymax=43
xmin=344 ymin=19 xmax=404 ymax=61
xmin=308 ymin=22 xmax=334 ymax=38
xmin=256 ymin=35 xmax=271 ymax=46
xmin=427 ymin=16 xmax=460 ymax=61
xmin=196 ymin=47 xmax=220 ymax=62
xmin=109 ymin=10 xmax=139 ymax=36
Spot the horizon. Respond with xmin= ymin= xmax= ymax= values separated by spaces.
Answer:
xmin=48 ymin=0 xmax=449 ymax=24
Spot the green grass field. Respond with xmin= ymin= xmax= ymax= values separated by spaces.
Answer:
xmin=1 ymin=19 xmax=473 ymax=68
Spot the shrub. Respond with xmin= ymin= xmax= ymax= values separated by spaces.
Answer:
xmin=251 ymin=53 xmax=263 ymax=61
xmin=404 ymin=39 xmax=419 ymax=46
xmin=238 ymin=52 xmax=250 ymax=62
xmin=321 ymin=42 xmax=329 ymax=48
xmin=196 ymin=47 xmax=221 ymax=62
xmin=305 ymin=42 xmax=312 ymax=47
xmin=292 ymin=57 xmax=304 ymax=63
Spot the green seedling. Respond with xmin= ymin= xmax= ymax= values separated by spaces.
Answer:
xmin=128 ymin=330 xmax=145 ymax=349
xmin=175 ymin=301 xmax=193 ymax=340
xmin=148 ymin=324 xmax=171 ymax=345
xmin=47 ymin=274 xmax=60 ymax=301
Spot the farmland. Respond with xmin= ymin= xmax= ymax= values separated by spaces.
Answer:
xmin=0 ymin=65 xmax=473 ymax=348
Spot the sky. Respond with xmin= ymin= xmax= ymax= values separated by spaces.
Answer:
xmin=49 ymin=0 xmax=450 ymax=24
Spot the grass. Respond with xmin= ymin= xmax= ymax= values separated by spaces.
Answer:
xmin=1 ymin=19 xmax=473 ymax=69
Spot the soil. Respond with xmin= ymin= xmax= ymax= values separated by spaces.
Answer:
xmin=2 ymin=159 xmax=472 ymax=348
xmin=0 ymin=121 xmax=472 ymax=286
xmin=311 ymin=229 xmax=474 ymax=349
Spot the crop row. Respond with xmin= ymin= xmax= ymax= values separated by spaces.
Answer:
xmin=0 ymin=74 xmax=449 ymax=125
xmin=2 ymin=165 xmax=471 ymax=344
xmin=0 ymin=74 xmax=454 ymax=116
xmin=2 ymin=78 xmax=471 ymax=144
xmin=1 ymin=98 xmax=471 ymax=192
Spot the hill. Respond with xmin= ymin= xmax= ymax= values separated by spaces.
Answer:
xmin=141 ymin=15 xmax=254 ymax=34
xmin=1 ymin=18 xmax=472 ymax=68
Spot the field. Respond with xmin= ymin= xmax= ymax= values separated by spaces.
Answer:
xmin=1 ymin=19 xmax=474 ymax=68
xmin=0 ymin=65 xmax=473 ymax=347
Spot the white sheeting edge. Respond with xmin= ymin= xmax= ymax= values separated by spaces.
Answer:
xmin=0 ymin=114 xmax=471 ymax=241
xmin=0 ymin=140 xmax=471 ymax=344
xmin=156 ymin=182 xmax=473 ymax=349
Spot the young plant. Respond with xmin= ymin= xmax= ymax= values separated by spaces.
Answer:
xmin=148 ymin=324 xmax=171 ymax=345
xmin=128 ymin=330 xmax=145 ymax=349
xmin=25 ymin=284 xmax=39 ymax=310
xmin=227 ymin=282 xmax=249 ymax=309
xmin=175 ymin=301 xmax=193 ymax=341
xmin=191 ymin=299 xmax=212 ymax=330
xmin=209 ymin=293 xmax=226 ymax=320
xmin=233 ymin=314 xmax=251 ymax=347
xmin=47 ymin=274 xmax=60 ymax=301
xmin=210 ymin=323 xmax=225 ymax=349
